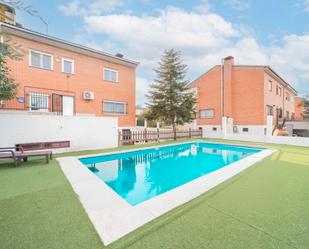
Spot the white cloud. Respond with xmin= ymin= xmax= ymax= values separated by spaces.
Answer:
xmin=84 ymin=7 xmax=240 ymax=75
xmin=193 ymin=0 xmax=211 ymax=14
xmin=69 ymin=5 xmax=309 ymax=104
xmin=136 ymin=77 xmax=151 ymax=105
xmin=58 ymin=0 xmax=123 ymax=16
xmin=269 ymin=35 xmax=309 ymax=94
xmin=224 ymin=0 xmax=250 ymax=11
xmin=88 ymin=0 xmax=124 ymax=15
xmin=58 ymin=0 xmax=84 ymax=16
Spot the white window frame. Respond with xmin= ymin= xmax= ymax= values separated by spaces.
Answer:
xmin=28 ymin=92 xmax=49 ymax=112
xmin=103 ymin=100 xmax=127 ymax=115
xmin=61 ymin=57 xmax=75 ymax=74
xmin=29 ymin=49 xmax=54 ymax=70
xmin=103 ymin=68 xmax=118 ymax=83
xmin=200 ymin=109 xmax=214 ymax=119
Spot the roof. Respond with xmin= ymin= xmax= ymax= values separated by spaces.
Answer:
xmin=0 ymin=22 xmax=139 ymax=67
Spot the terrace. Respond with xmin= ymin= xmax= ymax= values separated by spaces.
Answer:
xmin=1 ymin=138 xmax=308 ymax=249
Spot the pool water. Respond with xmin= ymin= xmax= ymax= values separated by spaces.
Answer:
xmin=80 ymin=142 xmax=261 ymax=206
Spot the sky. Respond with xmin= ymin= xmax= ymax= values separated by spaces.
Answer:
xmin=3 ymin=0 xmax=309 ymax=106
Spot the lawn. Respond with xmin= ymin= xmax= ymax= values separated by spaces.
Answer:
xmin=1 ymin=139 xmax=309 ymax=249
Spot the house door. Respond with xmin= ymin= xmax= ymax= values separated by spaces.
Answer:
xmin=62 ymin=96 xmax=74 ymax=116
xmin=52 ymin=94 xmax=62 ymax=114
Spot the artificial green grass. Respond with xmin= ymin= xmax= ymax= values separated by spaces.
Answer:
xmin=1 ymin=139 xmax=309 ymax=249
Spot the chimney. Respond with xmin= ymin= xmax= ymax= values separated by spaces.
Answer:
xmin=115 ymin=53 xmax=124 ymax=58
xmin=223 ymin=56 xmax=234 ymax=118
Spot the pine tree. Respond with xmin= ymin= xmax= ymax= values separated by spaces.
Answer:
xmin=302 ymin=96 xmax=309 ymax=120
xmin=146 ymin=49 xmax=196 ymax=139
xmin=0 ymin=33 xmax=19 ymax=102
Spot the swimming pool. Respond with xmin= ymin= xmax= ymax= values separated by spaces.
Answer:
xmin=80 ymin=142 xmax=261 ymax=206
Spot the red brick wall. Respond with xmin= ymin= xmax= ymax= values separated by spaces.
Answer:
xmin=264 ymin=71 xmax=296 ymax=124
xmin=232 ymin=67 xmax=265 ymax=125
xmin=294 ymin=97 xmax=304 ymax=120
xmin=5 ymin=35 xmax=136 ymax=127
xmin=194 ymin=66 xmax=222 ymax=125
xmin=193 ymin=62 xmax=297 ymax=126
xmin=223 ymin=57 xmax=233 ymax=117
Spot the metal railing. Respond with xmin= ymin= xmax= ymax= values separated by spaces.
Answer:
xmin=0 ymin=91 xmax=74 ymax=115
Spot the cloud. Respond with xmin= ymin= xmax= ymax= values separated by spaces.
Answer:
xmin=88 ymin=0 xmax=124 ymax=15
xmin=193 ymin=0 xmax=211 ymax=14
xmin=84 ymin=6 xmax=240 ymax=76
xmin=66 ymin=5 xmax=309 ymax=104
xmin=136 ymin=77 xmax=151 ymax=105
xmin=58 ymin=0 xmax=123 ymax=16
xmin=269 ymin=34 xmax=309 ymax=94
xmin=224 ymin=0 xmax=250 ymax=11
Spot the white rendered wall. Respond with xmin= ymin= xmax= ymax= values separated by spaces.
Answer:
xmin=201 ymin=115 xmax=309 ymax=147
xmin=200 ymin=125 xmax=222 ymax=139
xmin=269 ymin=136 xmax=309 ymax=147
xmin=0 ymin=114 xmax=118 ymax=152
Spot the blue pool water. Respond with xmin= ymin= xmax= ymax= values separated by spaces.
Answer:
xmin=80 ymin=142 xmax=261 ymax=206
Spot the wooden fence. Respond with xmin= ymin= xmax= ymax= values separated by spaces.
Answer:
xmin=119 ymin=128 xmax=202 ymax=145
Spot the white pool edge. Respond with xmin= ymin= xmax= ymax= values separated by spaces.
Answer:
xmin=57 ymin=143 xmax=276 ymax=245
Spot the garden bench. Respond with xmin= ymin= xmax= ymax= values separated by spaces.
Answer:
xmin=0 ymin=147 xmax=52 ymax=166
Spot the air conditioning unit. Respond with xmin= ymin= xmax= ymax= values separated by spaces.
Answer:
xmin=83 ymin=91 xmax=94 ymax=100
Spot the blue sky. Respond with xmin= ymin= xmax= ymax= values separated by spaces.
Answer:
xmin=4 ymin=0 xmax=309 ymax=105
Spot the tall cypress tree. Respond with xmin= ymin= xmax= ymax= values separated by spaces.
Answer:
xmin=146 ymin=49 xmax=196 ymax=139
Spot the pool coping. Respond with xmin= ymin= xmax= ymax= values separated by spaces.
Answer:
xmin=57 ymin=141 xmax=276 ymax=245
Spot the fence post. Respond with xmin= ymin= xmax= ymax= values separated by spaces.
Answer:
xmin=118 ymin=130 xmax=121 ymax=146
xmin=157 ymin=128 xmax=160 ymax=142
xmin=144 ymin=128 xmax=147 ymax=143
xmin=189 ymin=128 xmax=191 ymax=139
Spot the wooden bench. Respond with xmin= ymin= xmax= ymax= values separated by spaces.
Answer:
xmin=0 ymin=147 xmax=52 ymax=166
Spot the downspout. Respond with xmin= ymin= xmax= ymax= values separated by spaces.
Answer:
xmin=221 ymin=59 xmax=224 ymax=120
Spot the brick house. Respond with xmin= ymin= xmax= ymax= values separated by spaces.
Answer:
xmin=189 ymin=56 xmax=298 ymax=136
xmin=0 ymin=22 xmax=138 ymax=127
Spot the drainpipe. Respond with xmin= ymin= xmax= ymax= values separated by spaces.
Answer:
xmin=221 ymin=58 xmax=224 ymax=120
xmin=220 ymin=58 xmax=226 ymax=138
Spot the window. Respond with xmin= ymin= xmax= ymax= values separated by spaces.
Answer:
xmin=286 ymin=92 xmax=290 ymax=101
xmin=276 ymin=85 xmax=282 ymax=96
xmin=242 ymin=128 xmax=249 ymax=132
xmin=62 ymin=58 xmax=74 ymax=74
xmin=268 ymin=80 xmax=272 ymax=91
xmin=266 ymin=105 xmax=273 ymax=115
xmin=291 ymin=112 xmax=295 ymax=120
xmin=278 ymin=108 xmax=283 ymax=118
xmin=200 ymin=109 xmax=214 ymax=119
xmin=29 ymin=50 xmax=53 ymax=70
xmin=103 ymin=100 xmax=127 ymax=114
xmin=103 ymin=68 xmax=118 ymax=82
xmin=29 ymin=92 xmax=49 ymax=112
xmin=286 ymin=111 xmax=290 ymax=120
xmin=212 ymin=127 xmax=217 ymax=131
